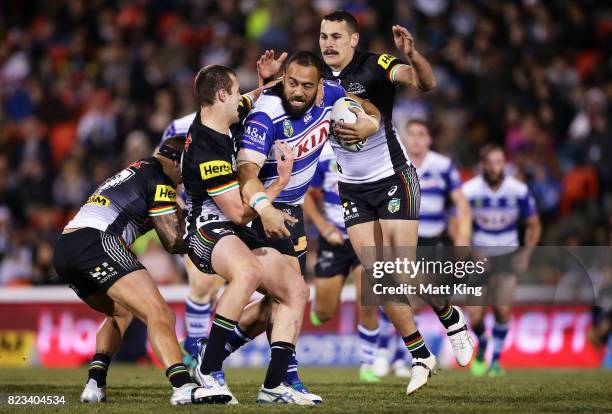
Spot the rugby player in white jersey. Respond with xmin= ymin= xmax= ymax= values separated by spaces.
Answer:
xmin=462 ymin=144 xmax=541 ymax=377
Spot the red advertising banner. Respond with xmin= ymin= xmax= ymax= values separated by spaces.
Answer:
xmin=0 ymin=295 xmax=605 ymax=368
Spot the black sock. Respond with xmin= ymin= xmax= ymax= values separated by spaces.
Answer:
xmin=88 ymin=352 xmax=111 ymax=387
xmin=200 ymin=314 xmax=237 ymax=375
xmin=434 ymin=302 xmax=460 ymax=329
xmin=166 ymin=363 xmax=191 ymax=388
xmin=264 ymin=341 xmax=295 ymax=389
xmin=403 ymin=331 xmax=432 ymax=360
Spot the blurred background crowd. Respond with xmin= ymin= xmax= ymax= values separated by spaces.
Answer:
xmin=0 ymin=0 xmax=610 ymax=286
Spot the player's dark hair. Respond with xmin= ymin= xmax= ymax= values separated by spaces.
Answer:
xmin=405 ymin=119 xmax=430 ymax=132
xmin=480 ymin=143 xmax=505 ymax=161
xmin=322 ymin=10 xmax=358 ymax=34
xmin=284 ymin=51 xmax=324 ymax=79
xmin=194 ymin=65 xmax=236 ymax=107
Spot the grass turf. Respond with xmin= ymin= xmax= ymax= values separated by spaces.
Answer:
xmin=0 ymin=366 xmax=610 ymax=413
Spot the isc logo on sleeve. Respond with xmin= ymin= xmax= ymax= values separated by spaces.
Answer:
xmin=377 ymin=53 xmax=397 ymax=70
xmin=87 ymin=195 xmax=110 ymax=207
xmin=154 ymin=185 xmax=177 ymax=202
xmin=200 ymin=160 xmax=233 ymax=180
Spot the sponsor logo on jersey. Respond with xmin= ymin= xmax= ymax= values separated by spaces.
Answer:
xmin=283 ymin=119 xmax=294 ymax=137
xmin=89 ymin=262 xmax=117 ymax=282
xmin=388 ymin=198 xmax=400 ymax=213
xmin=347 ymin=82 xmax=366 ymax=95
xmin=129 ymin=161 xmax=147 ymax=169
xmin=377 ymin=53 xmax=397 ymax=70
xmin=293 ymin=120 xmax=330 ymax=160
xmin=342 ymin=200 xmax=359 ymax=220
xmin=304 ymin=112 xmax=312 ymax=123
xmin=154 ymin=185 xmax=177 ymax=202
xmin=185 ymin=133 xmax=192 ymax=152
xmin=388 ymin=185 xmax=398 ymax=196
xmin=245 ymin=124 xmax=267 ymax=143
xmin=86 ymin=195 xmax=110 ymax=207
xmin=199 ymin=160 xmax=233 ymax=180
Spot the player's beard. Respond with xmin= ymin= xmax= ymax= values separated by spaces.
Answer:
xmin=484 ymin=170 xmax=504 ymax=187
xmin=281 ymin=92 xmax=316 ymax=118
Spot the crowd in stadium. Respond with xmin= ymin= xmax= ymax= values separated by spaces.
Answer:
xmin=0 ymin=0 xmax=610 ymax=286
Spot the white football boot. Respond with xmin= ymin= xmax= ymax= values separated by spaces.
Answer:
xmin=372 ymin=352 xmax=391 ymax=377
xmin=192 ymin=369 xmax=237 ymax=404
xmin=80 ymin=379 xmax=106 ymax=403
xmin=285 ymin=381 xmax=322 ymax=404
xmin=170 ymin=382 xmax=233 ymax=405
xmin=446 ymin=306 xmax=475 ymax=367
xmin=257 ymin=383 xmax=315 ymax=405
xmin=406 ymin=354 xmax=438 ymax=396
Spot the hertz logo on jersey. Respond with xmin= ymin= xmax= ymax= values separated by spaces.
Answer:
xmin=154 ymin=185 xmax=177 ymax=202
xmin=200 ymin=160 xmax=233 ymax=180
xmin=377 ymin=53 xmax=397 ymax=70
xmin=87 ymin=195 xmax=110 ymax=207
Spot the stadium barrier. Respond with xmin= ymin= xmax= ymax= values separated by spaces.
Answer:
xmin=0 ymin=286 xmax=607 ymax=368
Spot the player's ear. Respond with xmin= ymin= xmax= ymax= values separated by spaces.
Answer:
xmin=218 ymin=88 xmax=227 ymax=103
xmin=350 ymin=32 xmax=359 ymax=48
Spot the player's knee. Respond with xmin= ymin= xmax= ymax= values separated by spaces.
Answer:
xmin=147 ymin=301 xmax=175 ymax=326
xmin=235 ymin=265 xmax=263 ymax=291
xmin=290 ymin=278 xmax=310 ymax=307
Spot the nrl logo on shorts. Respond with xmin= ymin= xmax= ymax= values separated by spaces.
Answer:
xmin=283 ymin=119 xmax=294 ymax=137
xmin=388 ymin=198 xmax=401 ymax=213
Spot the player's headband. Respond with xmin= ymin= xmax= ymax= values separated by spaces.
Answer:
xmin=158 ymin=145 xmax=182 ymax=162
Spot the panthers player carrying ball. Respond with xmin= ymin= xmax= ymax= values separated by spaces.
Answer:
xmin=318 ymin=11 xmax=475 ymax=394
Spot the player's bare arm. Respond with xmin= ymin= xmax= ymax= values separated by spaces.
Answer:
xmin=237 ymin=142 xmax=297 ymax=237
xmin=450 ymin=188 xmax=472 ymax=246
xmin=333 ymin=93 xmax=381 ymax=143
xmin=151 ymin=209 xmax=186 ymax=254
xmin=391 ymin=25 xmax=436 ymax=91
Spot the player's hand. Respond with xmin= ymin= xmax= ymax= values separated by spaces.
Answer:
xmin=316 ymin=82 xmax=324 ymax=106
xmin=511 ymin=250 xmax=531 ymax=273
xmin=319 ymin=221 xmax=344 ymax=246
xmin=274 ymin=141 xmax=295 ymax=187
xmin=257 ymin=50 xmax=288 ymax=84
xmin=260 ymin=206 xmax=298 ymax=239
xmin=392 ymin=25 xmax=415 ymax=58
xmin=334 ymin=107 xmax=379 ymax=143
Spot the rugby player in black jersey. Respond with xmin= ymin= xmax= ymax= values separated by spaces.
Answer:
xmin=53 ymin=137 xmax=217 ymax=405
xmin=318 ymin=11 xmax=474 ymax=394
xmin=182 ymin=65 xmax=313 ymax=405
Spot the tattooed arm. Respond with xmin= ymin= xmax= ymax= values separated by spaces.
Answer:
xmin=151 ymin=208 xmax=186 ymax=254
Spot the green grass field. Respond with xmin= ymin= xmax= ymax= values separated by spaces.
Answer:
xmin=1 ymin=366 xmax=611 ymax=413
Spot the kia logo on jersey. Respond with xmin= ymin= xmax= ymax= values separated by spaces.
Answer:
xmin=292 ymin=120 xmax=330 ymax=159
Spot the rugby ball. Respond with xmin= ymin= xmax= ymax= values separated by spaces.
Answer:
xmin=330 ymin=97 xmax=367 ymax=152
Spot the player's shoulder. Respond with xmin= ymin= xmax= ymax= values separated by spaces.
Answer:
xmin=161 ymin=112 xmax=197 ymax=142
xmin=251 ymin=92 xmax=285 ymax=122
xmin=461 ymin=175 xmax=483 ymax=195
xmin=502 ymin=175 xmax=529 ymax=196
xmin=323 ymin=79 xmax=344 ymax=91
xmin=426 ymin=151 xmax=453 ymax=171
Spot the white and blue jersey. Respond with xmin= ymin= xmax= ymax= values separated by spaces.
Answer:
xmin=239 ymin=81 xmax=346 ymax=205
xmin=310 ymin=143 xmax=347 ymax=239
xmin=161 ymin=112 xmax=196 ymax=142
xmin=416 ymin=151 xmax=462 ymax=238
xmin=461 ymin=174 xmax=537 ymax=252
